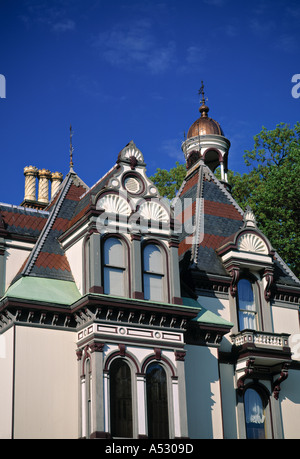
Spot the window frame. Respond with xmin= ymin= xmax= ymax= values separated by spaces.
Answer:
xmin=142 ymin=241 xmax=168 ymax=303
xmin=234 ymin=273 xmax=264 ymax=332
xmin=145 ymin=362 xmax=170 ymax=439
xmin=242 ymin=383 xmax=272 ymax=439
xmin=102 ymin=235 xmax=129 ymax=297
xmin=109 ymin=358 xmax=134 ymax=438
xmin=237 ymin=278 xmax=257 ymax=331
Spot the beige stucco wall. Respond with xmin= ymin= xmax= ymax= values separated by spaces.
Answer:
xmin=271 ymin=304 xmax=299 ymax=337
xmin=185 ymin=345 xmax=223 ymax=439
xmin=219 ymin=362 xmax=238 ymax=439
xmin=65 ymin=235 xmax=85 ymax=294
xmin=0 ymin=327 xmax=14 ymax=439
xmin=280 ymin=369 xmax=300 ymax=439
xmin=4 ymin=244 xmax=33 ymax=292
xmin=13 ymin=326 xmax=78 ymax=439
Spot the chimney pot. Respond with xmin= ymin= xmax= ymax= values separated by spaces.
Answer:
xmin=24 ymin=166 xmax=38 ymax=201
xmin=38 ymin=169 xmax=51 ymax=203
xmin=51 ymin=171 xmax=63 ymax=199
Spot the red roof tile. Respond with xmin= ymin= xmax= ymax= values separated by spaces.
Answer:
xmin=35 ymin=252 xmax=71 ymax=272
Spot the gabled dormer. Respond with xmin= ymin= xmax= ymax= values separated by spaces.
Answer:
xmin=60 ymin=141 xmax=182 ymax=305
xmin=216 ymin=206 xmax=275 ymax=307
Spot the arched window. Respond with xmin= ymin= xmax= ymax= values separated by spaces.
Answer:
xmin=110 ymin=359 xmax=133 ymax=438
xmin=237 ymin=279 xmax=256 ymax=330
xmin=103 ymin=237 xmax=126 ymax=296
xmin=143 ymin=244 xmax=164 ymax=301
xmin=244 ymin=388 xmax=266 ymax=439
xmin=146 ymin=363 xmax=169 ymax=438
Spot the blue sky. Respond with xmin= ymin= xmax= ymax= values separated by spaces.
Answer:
xmin=0 ymin=0 xmax=299 ymax=205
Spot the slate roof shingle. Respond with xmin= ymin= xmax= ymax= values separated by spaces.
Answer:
xmin=177 ymin=163 xmax=299 ymax=288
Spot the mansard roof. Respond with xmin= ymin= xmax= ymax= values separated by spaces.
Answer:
xmin=175 ymin=161 xmax=300 ymax=290
xmin=0 ymin=203 xmax=49 ymax=240
xmin=10 ymin=171 xmax=89 ymax=284
xmin=175 ymin=163 xmax=243 ymax=276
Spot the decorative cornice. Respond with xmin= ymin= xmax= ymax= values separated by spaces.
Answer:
xmin=185 ymin=321 xmax=231 ymax=347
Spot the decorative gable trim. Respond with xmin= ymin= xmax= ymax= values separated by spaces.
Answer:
xmin=117 ymin=140 xmax=145 ymax=166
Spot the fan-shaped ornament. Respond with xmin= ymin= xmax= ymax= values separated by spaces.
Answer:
xmin=120 ymin=141 xmax=144 ymax=164
xmin=138 ymin=201 xmax=169 ymax=222
xmin=97 ymin=194 xmax=131 ymax=216
xmin=237 ymin=233 xmax=268 ymax=254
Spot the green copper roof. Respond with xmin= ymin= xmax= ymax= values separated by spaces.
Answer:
xmin=2 ymin=277 xmax=233 ymax=328
xmin=3 ymin=276 xmax=81 ymax=306
xmin=182 ymin=297 xmax=233 ymax=327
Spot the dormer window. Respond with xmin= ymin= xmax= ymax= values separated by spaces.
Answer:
xmin=237 ymin=279 xmax=256 ymax=331
xmin=216 ymin=206 xmax=276 ymax=333
xmin=103 ymin=237 xmax=126 ymax=297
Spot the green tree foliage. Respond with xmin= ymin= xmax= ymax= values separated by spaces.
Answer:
xmin=150 ymin=123 xmax=300 ymax=277
xmin=149 ymin=161 xmax=186 ymax=200
xmin=234 ymin=122 xmax=300 ymax=278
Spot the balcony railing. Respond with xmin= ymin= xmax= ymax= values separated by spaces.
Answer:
xmin=231 ymin=330 xmax=290 ymax=352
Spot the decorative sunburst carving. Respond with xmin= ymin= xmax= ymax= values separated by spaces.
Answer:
xmin=120 ymin=141 xmax=144 ymax=163
xmin=138 ymin=201 xmax=169 ymax=222
xmin=237 ymin=233 xmax=268 ymax=254
xmin=96 ymin=194 xmax=131 ymax=215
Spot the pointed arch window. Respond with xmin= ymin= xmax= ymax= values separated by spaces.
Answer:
xmin=110 ymin=359 xmax=133 ymax=438
xmin=237 ymin=279 xmax=257 ymax=331
xmin=244 ymin=388 xmax=266 ymax=439
xmin=143 ymin=244 xmax=164 ymax=301
xmin=103 ymin=237 xmax=126 ymax=297
xmin=146 ymin=363 xmax=169 ymax=439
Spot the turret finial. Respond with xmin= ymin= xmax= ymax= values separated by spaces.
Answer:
xmin=198 ymin=81 xmax=209 ymax=118
xmin=69 ymin=124 xmax=74 ymax=170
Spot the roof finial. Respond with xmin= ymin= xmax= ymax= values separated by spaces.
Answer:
xmin=198 ymin=81 xmax=206 ymax=105
xmin=69 ymin=124 xmax=74 ymax=170
xmin=197 ymin=81 xmax=209 ymax=118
